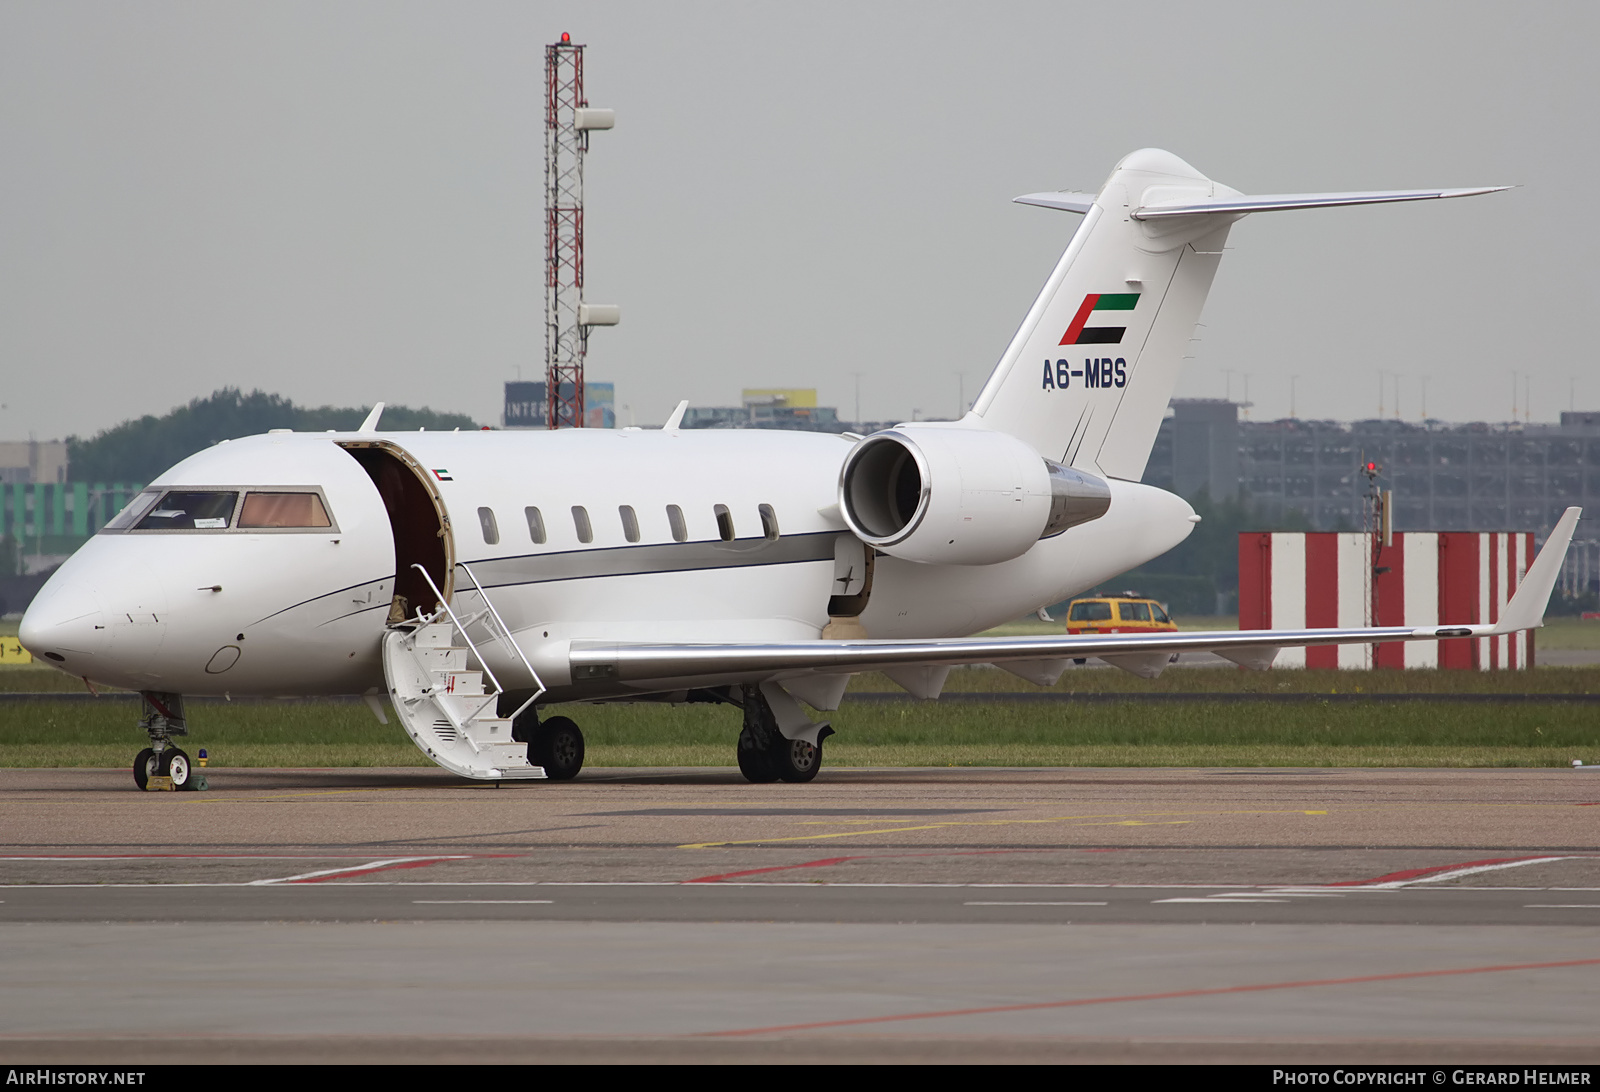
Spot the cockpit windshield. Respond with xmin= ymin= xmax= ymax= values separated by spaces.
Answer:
xmin=99 ymin=488 xmax=337 ymax=533
xmin=238 ymin=492 xmax=331 ymax=528
xmin=136 ymin=491 xmax=240 ymax=530
xmin=101 ymin=490 xmax=161 ymax=531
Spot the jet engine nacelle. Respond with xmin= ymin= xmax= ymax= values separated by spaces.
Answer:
xmin=838 ymin=424 xmax=1111 ymax=565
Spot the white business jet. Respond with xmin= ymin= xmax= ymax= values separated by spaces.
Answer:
xmin=20 ymin=149 xmax=1575 ymax=791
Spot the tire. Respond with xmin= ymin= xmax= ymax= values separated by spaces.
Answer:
xmin=736 ymin=727 xmax=777 ymax=783
xmin=133 ymin=748 xmax=157 ymax=791
xmin=530 ymin=716 xmax=585 ymax=781
xmin=770 ymin=737 xmax=823 ymax=784
xmin=162 ymin=748 xmax=193 ymax=791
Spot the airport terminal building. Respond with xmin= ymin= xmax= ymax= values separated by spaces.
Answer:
xmin=1144 ymin=400 xmax=1600 ymax=535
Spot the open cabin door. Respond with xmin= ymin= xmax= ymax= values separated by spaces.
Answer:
xmin=338 ymin=440 xmax=454 ymax=625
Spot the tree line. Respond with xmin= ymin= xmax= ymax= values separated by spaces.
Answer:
xmin=67 ymin=389 xmax=479 ymax=483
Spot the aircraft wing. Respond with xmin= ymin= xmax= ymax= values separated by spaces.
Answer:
xmin=567 ymin=508 xmax=1580 ymax=696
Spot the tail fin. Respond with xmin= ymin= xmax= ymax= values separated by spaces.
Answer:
xmin=969 ymin=148 xmax=1505 ymax=480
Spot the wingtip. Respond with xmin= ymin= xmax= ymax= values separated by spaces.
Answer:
xmin=1495 ymin=507 xmax=1582 ymax=633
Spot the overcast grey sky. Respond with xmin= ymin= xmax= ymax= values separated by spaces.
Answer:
xmin=2 ymin=1 xmax=1595 ymax=439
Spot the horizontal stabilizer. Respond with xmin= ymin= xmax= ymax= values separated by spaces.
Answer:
xmin=1132 ymin=187 xmax=1509 ymax=220
xmin=1012 ymin=192 xmax=1097 ymax=214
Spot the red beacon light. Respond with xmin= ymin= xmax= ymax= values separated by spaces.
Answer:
xmin=560 ymin=32 xmax=570 ymax=43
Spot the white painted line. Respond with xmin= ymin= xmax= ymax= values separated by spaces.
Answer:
xmin=1524 ymin=904 xmax=1600 ymax=909
xmin=250 ymin=855 xmax=469 ymax=885
xmin=963 ymin=901 xmax=1108 ymax=907
xmin=412 ymin=900 xmax=554 ymax=905
xmin=1363 ymin=857 xmax=1580 ymax=889
xmin=1155 ymin=897 xmax=1291 ymax=904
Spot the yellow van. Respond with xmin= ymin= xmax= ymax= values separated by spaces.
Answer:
xmin=1064 ymin=593 xmax=1176 ymax=635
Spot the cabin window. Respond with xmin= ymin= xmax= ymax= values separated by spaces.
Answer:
xmin=102 ymin=490 xmax=161 ymax=531
xmin=1151 ymin=603 xmax=1171 ymax=624
xmin=1120 ymin=601 xmax=1151 ymax=623
xmin=136 ymin=491 xmax=239 ymax=530
xmin=525 ymin=506 xmax=547 ymax=544
xmin=238 ymin=492 xmax=332 ymax=529
xmin=572 ymin=505 xmax=593 ymax=544
xmin=619 ymin=505 xmax=640 ymax=543
xmin=759 ymin=503 xmax=780 ymax=540
xmin=478 ymin=507 xmax=500 ymax=545
xmin=666 ymin=504 xmax=687 ymax=543
xmin=714 ymin=504 xmax=735 ymax=542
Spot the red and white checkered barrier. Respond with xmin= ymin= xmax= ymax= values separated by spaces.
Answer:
xmin=1238 ymin=531 xmax=1534 ymax=670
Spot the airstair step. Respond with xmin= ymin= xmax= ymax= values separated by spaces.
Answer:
xmin=413 ymin=624 xmax=458 ymax=648
xmin=435 ymin=671 xmax=485 ymax=696
xmin=417 ymin=647 xmax=468 ymax=673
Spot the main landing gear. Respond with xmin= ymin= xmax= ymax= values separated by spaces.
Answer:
xmin=512 ymin=708 xmax=586 ymax=780
xmin=133 ymin=691 xmax=206 ymax=792
xmin=735 ymin=682 xmax=833 ymax=784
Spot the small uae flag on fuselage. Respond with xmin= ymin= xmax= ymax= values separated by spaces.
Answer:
xmin=1059 ymin=292 xmax=1139 ymax=345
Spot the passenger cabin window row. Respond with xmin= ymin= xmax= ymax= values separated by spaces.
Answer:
xmin=477 ymin=503 xmax=783 ymax=547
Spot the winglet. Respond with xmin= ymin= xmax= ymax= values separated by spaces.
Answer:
xmin=358 ymin=402 xmax=385 ymax=433
xmin=662 ymin=400 xmax=689 ymax=431
xmin=1493 ymin=507 xmax=1582 ymax=634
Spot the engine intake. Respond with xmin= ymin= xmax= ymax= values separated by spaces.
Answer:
xmin=839 ymin=425 xmax=1110 ymax=565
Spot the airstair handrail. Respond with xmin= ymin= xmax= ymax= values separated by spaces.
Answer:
xmin=409 ymin=564 xmax=505 ymax=723
xmin=456 ymin=562 xmax=547 ymax=720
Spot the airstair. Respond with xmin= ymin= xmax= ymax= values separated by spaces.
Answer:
xmin=380 ymin=564 xmax=548 ymax=780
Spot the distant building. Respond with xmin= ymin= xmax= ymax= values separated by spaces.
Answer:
xmin=1142 ymin=400 xmax=1600 ymax=535
xmin=0 ymin=440 xmax=68 ymax=485
xmin=1142 ymin=400 xmax=1239 ymax=502
xmin=684 ymin=389 xmax=843 ymax=431
xmin=503 ymin=381 xmax=615 ymax=429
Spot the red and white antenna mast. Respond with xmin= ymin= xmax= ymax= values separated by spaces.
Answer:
xmin=544 ymin=32 xmax=617 ymax=429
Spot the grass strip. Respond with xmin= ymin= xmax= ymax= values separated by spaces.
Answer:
xmin=3 ymin=697 xmax=1595 ymax=768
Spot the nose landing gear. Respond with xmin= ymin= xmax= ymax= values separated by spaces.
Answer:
xmin=133 ymin=692 xmax=206 ymax=792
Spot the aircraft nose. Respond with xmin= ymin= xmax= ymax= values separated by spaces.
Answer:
xmin=18 ymin=577 xmax=106 ymax=670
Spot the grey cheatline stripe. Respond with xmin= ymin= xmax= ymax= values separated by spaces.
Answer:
xmin=461 ymin=531 xmax=838 ymax=589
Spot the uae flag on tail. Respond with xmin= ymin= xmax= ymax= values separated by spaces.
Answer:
xmin=1059 ymin=292 xmax=1139 ymax=345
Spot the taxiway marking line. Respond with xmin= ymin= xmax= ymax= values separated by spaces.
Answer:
xmin=679 ymin=819 xmax=1195 ymax=849
xmin=964 ymin=901 xmax=1107 ymax=907
xmin=411 ymin=900 xmax=553 ymax=905
xmin=192 ymin=787 xmax=454 ymax=803
xmin=251 ymin=856 xmax=478 ymax=885
xmin=677 ymin=808 xmax=1331 ymax=849
xmin=0 ymin=854 xmax=379 ymax=861
xmin=1331 ymin=855 xmax=1590 ymax=889
xmin=683 ymin=849 xmax=1064 ymax=884
xmin=694 ymin=956 xmax=1600 ymax=1038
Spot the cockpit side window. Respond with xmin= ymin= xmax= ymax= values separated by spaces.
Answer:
xmin=102 ymin=490 xmax=161 ymax=531
xmin=238 ymin=492 xmax=333 ymax=529
xmin=136 ymin=491 xmax=240 ymax=530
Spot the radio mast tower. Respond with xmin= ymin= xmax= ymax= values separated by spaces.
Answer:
xmin=544 ymin=32 xmax=617 ymax=429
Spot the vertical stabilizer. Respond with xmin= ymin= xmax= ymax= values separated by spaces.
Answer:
xmin=971 ymin=149 xmax=1238 ymax=481
xmin=971 ymin=150 xmax=1505 ymax=481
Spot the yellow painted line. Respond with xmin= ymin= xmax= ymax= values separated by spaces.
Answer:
xmin=680 ymin=818 xmax=1197 ymax=849
xmin=684 ymin=811 xmax=1362 ymax=849
xmin=193 ymin=786 xmax=448 ymax=803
